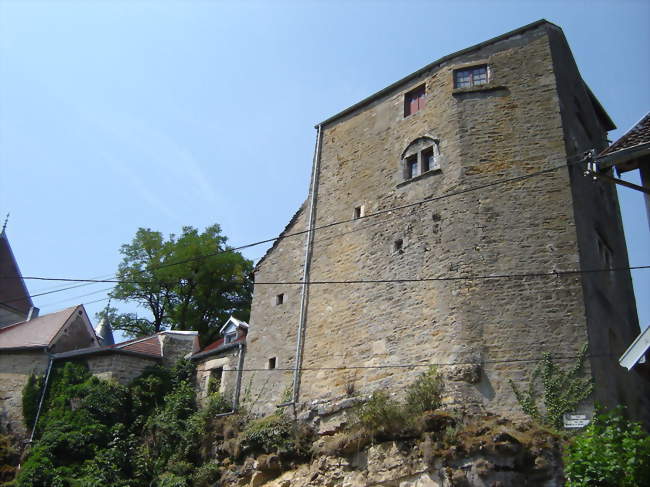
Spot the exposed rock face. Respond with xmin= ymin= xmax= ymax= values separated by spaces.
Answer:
xmin=218 ymin=413 xmax=565 ymax=487
xmin=235 ymin=437 xmax=563 ymax=487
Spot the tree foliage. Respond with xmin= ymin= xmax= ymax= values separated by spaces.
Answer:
xmin=510 ymin=344 xmax=593 ymax=429
xmin=16 ymin=360 xmax=230 ymax=487
xmin=106 ymin=225 xmax=253 ymax=344
xmin=565 ymin=408 xmax=650 ymax=486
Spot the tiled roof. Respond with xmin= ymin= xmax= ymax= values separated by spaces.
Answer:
xmin=601 ymin=113 xmax=650 ymax=156
xmin=111 ymin=335 xmax=162 ymax=357
xmin=0 ymin=306 xmax=79 ymax=349
xmin=194 ymin=334 xmax=245 ymax=359
xmin=0 ymin=231 xmax=34 ymax=316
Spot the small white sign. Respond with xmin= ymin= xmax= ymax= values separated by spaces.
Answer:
xmin=563 ymin=413 xmax=590 ymax=429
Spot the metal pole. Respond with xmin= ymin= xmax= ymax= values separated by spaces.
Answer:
xmin=292 ymin=124 xmax=323 ymax=405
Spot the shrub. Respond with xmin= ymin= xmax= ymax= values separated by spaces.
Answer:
xmin=22 ymin=373 xmax=44 ymax=429
xmin=191 ymin=461 xmax=221 ymax=487
xmin=510 ymin=345 xmax=592 ymax=429
xmin=0 ymin=431 xmax=19 ymax=484
xmin=405 ymin=366 xmax=443 ymax=414
xmin=564 ymin=408 xmax=650 ymax=487
xmin=241 ymin=414 xmax=293 ymax=455
xmin=356 ymin=390 xmax=408 ymax=438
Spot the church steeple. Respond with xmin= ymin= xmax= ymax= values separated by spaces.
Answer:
xmin=95 ymin=303 xmax=115 ymax=346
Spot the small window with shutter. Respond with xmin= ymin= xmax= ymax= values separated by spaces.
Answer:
xmin=404 ymin=84 xmax=426 ymax=117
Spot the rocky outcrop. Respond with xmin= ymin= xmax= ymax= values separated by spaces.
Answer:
xmin=218 ymin=414 xmax=565 ymax=487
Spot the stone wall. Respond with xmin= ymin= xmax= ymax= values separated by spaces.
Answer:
xmin=546 ymin=26 xmax=650 ymax=426
xmin=86 ymin=353 xmax=159 ymax=385
xmin=245 ymin=22 xmax=640 ymax=420
xmin=242 ymin=207 xmax=308 ymax=414
xmin=195 ymin=349 xmax=241 ymax=406
xmin=0 ymin=351 xmax=49 ymax=438
xmin=50 ymin=313 xmax=98 ymax=353
xmin=160 ymin=333 xmax=198 ymax=367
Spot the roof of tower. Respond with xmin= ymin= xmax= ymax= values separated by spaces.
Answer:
xmin=316 ymin=19 xmax=613 ymax=130
xmin=95 ymin=317 xmax=115 ymax=346
xmin=0 ymin=230 xmax=34 ymax=317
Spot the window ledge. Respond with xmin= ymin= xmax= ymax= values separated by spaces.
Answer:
xmin=452 ymin=84 xmax=507 ymax=96
xmin=397 ymin=168 xmax=441 ymax=188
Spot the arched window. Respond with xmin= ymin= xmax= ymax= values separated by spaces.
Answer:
xmin=401 ymin=136 xmax=441 ymax=180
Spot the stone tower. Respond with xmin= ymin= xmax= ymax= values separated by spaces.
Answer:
xmin=243 ymin=20 xmax=648 ymax=423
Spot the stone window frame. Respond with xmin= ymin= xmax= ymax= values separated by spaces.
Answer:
xmin=398 ymin=135 xmax=442 ymax=186
xmin=404 ymin=84 xmax=426 ymax=117
xmin=453 ymin=64 xmax=489 ymax=89
xmin=275 ymin=293 xmax=284 ymax=305
xmin=268 ymin=357 xmax=277 ymax=370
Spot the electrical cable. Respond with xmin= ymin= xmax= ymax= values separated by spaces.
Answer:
xmin=0 ymin=155 xmax=590 ymax=294
xmin=189 ymin=352 xmax=614 ymax=373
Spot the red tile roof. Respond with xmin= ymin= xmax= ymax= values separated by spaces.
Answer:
xmin=0 ymin=231 xmax=34 ymax=317
xmin=195 ymin=334 xmax=245 ymax=358
xmin=601 ymin=113 xmax=650 ymax=156
xmin=111 ymin=335 xmax=162 ymax=357
xmin=0 ymin=306 xmax=79 ymax=349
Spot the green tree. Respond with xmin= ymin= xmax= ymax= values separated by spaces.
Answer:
xmin=106 ymin=225 xmax=253 ymax=344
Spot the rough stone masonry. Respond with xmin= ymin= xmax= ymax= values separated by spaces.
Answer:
xmin=242 ymin=20 xmax=649 ymax=425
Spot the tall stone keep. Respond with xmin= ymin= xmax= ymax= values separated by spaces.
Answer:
xmin=243 ymin=20 xmax=648 ymax=423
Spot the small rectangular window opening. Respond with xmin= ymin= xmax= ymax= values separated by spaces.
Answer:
xmin=404 ymin=84 xmax=426 ymax=117
xmin=406 ymin=154 xmax=419 ymax=179
xmin=208 ymin=367 xmax=223 ymax=393
xmin=276 ymin=293 xmax=284 ymax=305
xmin=354 ymin=205 xmax=365 ymax=219
xmin=454 ymin=65 xmax=488 ymax=89
xmin=268 ymin=357 xmax=277 ymax=370
xmin=394 ymin=238 xmax=403 ymax=253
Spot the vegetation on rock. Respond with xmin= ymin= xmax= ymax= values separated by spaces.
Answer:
xmin=15 ymin=360 xmax=230 ymax=487
xmin=510 ymin=344 xmax=593 ymax=429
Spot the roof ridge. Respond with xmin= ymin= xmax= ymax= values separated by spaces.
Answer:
xmin=317 ymin=19 xmax=554 ymax=127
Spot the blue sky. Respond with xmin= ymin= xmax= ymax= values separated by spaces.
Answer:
xmin=0 ymin=0 xmax=648 ymax=336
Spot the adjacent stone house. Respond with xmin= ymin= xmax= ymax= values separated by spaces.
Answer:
xmin=243 ymin=19 xmax=649 ymax=424
xmin=0 ymin=305 xmax=99 ymax=437
xmin=53 ymin=330 xmax=200 ymax=384
xmin=193 ymin=316 xmax=247 ymax=409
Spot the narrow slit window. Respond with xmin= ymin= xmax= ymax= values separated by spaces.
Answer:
xmin=406 ymin=154 xmax=419 ymax=179
xmin=276 ymin=293 xmax=284 ymax=305
xmin=354 ymin=205 xmax=365 ymax=219
xmin=394 ymin=238 xmax=404 ymax=253
xmin=268 ymin=357 xmax=277 ymax=370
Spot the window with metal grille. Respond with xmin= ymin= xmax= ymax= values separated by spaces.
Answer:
xmin=454 ymin=65 xmax=488 ymax=88
xmin=404 ymin=84 xmax=426 ymax=116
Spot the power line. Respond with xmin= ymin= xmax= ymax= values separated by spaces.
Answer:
xmin=38 ymin=286 xmax=114 ymax=309
xmin=0 ymin=156 xmax=590 ymax=293
xmin=4 ymin=264 xmax=650 ymax=289
xmin=193 ymin=352 xmax=614 ymax=373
